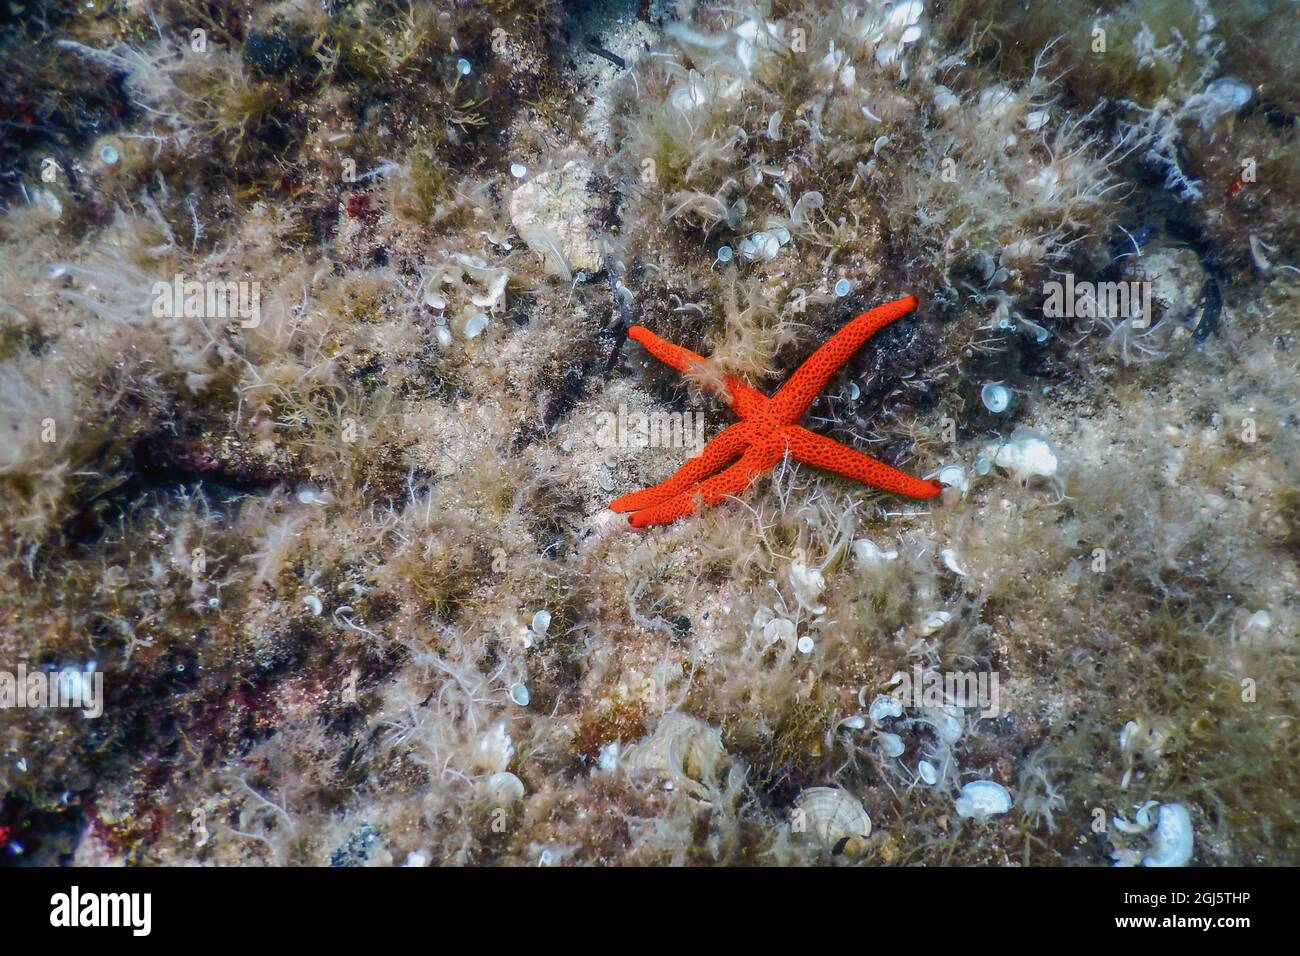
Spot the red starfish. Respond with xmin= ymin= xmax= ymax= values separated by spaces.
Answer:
xmin=610 ymin=294 xmax=943 ymax=527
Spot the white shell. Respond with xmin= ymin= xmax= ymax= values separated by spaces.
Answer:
xmin=531 ymin=609 xmax=551 ymax=637
xmin=933 ymin=85 xmax=959 ymax=113
xmin=762 ymin=616 xmax=796 ymax=647
xmin=937 ymin=464 xmax=968 ymax=493
xmin=795 ymin=787 xmax=872 ymax=851
xmin=887 ymin=0 xmax=924 ymax=29
xmin=869 ymin=693 xmax=903 ymax=724
xmin=741 ymin=231 xmax=781 ymax=261
xmin=922 ymin=705 xmax=964 ymax=745
xmin=790 ymin=191 xmax=824 ymax=227
xmin=472 ymin=722 xmax=514 ymax=774
xmin=789 ymin=550 xmax=826 ymax=614
xmin=955 ymin=780 xmax=1013 ymax=819
xmin=983 ymin=427 xmax=1059 ymax=480
xmin=940 ymin=547 xmax=969 ymax=576
xmin=853 ymin=538 xmax=899 ymax=566
xmin=878 ymin=732 xmax=905 ymax=757
xmin=917 ymin=760 xmax=939 ymax=785
xmin=303 ymin=594 xmax=323 ymax=616
xmin=1143 ymin=803 xmax=1194 ymax=867
xmin=917 ymin=609 xmax=952 ymax=635
xmin=598 ymin=741 xmax=621 ymax=772
xmin=483 ymin=771 xmax=525 ymax=805
xmin=1113 ymin=799 xmax=1160 ymax=834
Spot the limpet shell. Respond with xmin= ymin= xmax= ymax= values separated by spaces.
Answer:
xmin=795 ymin=786 xmax=872 ymax=854
xmin=954 ymin=780 xmax=1012 ymax=819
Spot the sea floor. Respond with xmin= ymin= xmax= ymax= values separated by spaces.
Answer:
xmin=0 ymin=0 xmax=1295 ymax=866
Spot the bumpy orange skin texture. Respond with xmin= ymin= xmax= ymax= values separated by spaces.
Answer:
xmin=611 ymin=295 xmax=943 ymax=528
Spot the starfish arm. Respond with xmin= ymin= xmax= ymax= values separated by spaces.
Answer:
xmin=781 ymin=425 xmax=942 ymax=499
xmin=627 ymin=447 xmax=776 ymax=528
xmin=609 ymin=422 xmax=751 ymax=513
xmin=771 ymin=295 xmax=918 ymax=421
xmin=626 ymin=326 xmax=768 ymax=416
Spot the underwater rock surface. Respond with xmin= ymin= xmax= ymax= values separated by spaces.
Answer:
xmin=0 ymin=0 xmax=1295 ymax=868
